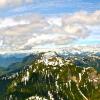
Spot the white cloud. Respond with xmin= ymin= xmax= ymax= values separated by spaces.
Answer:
xmin=0 ymin=0 xmax=32 ymax=7
xmin=0 ymin=18 xmax=29 ymax=29
xmin=62 ymin=11 xmax=100 ymax=25
xmin=0 ymin=11 xmax=99 ymax=52
xmin=0 ymin=0 xmax=21 ymax=7
xmin=0 ymin=40 xmax=3 ymax=46
xmin=20 ymin=33 xmax=76 ymax=50
xmin=47 ymin=17 xmax=62 ymax=27
xmin=0 ymin=0 xmax=7 ymax=6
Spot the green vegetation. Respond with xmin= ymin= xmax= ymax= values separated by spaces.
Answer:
xmin=0 ymin=54 xmax=99 ymax=100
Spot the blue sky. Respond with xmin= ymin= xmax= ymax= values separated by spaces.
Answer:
xmin=0 ymin=0 xmax=100 ymax=52
xmin=0 ymin=0 xmax=100 ymax=17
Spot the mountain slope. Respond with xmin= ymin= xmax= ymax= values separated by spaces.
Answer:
xmin=0 ymin=52 xmax=100 ymax=100
xmin=0 ymin=67 xmax=7 ymax=76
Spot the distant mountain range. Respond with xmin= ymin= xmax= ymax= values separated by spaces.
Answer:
xmin=0 ymin=53 xmax=29 ymax=76
xmin=0 ymin=53 xmax=27 ymax=68
xmin=0 ymin=51 xmax=100 ymax=100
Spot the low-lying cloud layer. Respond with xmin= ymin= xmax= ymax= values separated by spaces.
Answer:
xmin=0 ymin=11 xmax=100 ymax=52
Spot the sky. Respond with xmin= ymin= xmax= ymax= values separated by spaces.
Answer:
xmin=0 ymin=0 xmax=100 ymax=53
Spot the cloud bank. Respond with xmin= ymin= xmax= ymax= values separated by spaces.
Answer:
xmin=0 ymin=11 xmax=100 ymax=52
